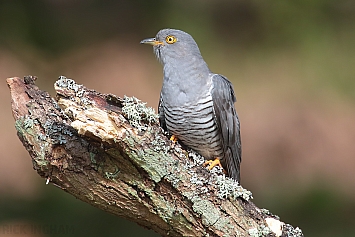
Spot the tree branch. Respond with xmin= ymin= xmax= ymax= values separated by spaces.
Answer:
xmin=7 ymin=75 xmax=303 ymax=237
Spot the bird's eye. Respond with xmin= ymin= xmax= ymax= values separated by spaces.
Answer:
xmin=165 ymin=35 xmax=177 ymax=44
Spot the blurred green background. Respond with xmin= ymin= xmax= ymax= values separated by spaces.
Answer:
xmin=1 ymin=0 xmax=355 ymax=236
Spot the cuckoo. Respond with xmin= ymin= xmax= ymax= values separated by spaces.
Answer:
xmin=141 ymin=29 xmax=242 ymax=182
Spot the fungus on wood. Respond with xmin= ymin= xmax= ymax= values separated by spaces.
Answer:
xmin=7 ymin=75 xmax=303 ymax=237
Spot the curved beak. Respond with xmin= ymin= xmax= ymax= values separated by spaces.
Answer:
xmin=140 ymin=38 xmax=164 ymax=46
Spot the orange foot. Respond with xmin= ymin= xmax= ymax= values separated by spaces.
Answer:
xmin=203 ymin=158 xmax=223 ymax=170
xmin=170 ymin=135 xmax=178 ymax=143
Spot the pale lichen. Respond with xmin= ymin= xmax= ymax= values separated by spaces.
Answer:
xmin=248 ymin=224 xmax=271 ymax=237
xmin=214 ymin=175 xmax=253 ymax=201
xmin=55 ymin=76 xmax=81 ymax=93
xmin=260 ymin=208 xmax=280 ymax=220
xmin=121 ymin=95 xmax=158 ymax=132
xmin=185 ymin=149 xmax=252 ymax=201
xmin=43 ymin=120 xmax=75 ymax=145
xmin=282 ymin=224 xmax=303 ymax=237
xmin=150 ymin=134 xmax=170 ymax=153
xmin=23 ymin=116 xmax=34 ymax=129
xmin=54 ymin=76 xmax=92 ymax=106
xmin=186 ymin=151 xmax=205 ymax=168
xmin=190 ymin=174 xmax=205 ymax=186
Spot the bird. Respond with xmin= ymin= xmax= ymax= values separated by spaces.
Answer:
xmin=140 ymin=29 xmax=241 ymax=182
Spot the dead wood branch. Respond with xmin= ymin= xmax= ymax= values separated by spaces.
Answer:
xmin=7 ymin=75 xmax=303 ymax=237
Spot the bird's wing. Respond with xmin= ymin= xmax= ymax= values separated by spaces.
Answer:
xmin=211 ymin=74 xmax=241 ymax=181
xmin=158 ymin=93 xmax=168 ymax=132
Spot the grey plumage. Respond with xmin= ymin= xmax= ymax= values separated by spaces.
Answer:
xmin=141 ymin=29 xmax=241 ymax=181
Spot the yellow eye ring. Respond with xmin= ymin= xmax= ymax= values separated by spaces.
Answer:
xmin=165 ymin=35 xmax=177 ymax=44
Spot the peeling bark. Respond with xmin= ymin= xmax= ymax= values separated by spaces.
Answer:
xmin=7 ymin=76 xmax=303 ymax=237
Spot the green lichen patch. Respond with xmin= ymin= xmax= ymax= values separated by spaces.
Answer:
xmin=104 ymin=165 xmax=120 ymax=179
xmin=15 ymin=117 xmax=49 ymax=167
xmin=213 ymin=216 xmax=235 ymax=234
xmin=191 ymin=197 xmax=220 ymax=226
xmin=148 ymin=191 xmax=177 ymax=222
xmin=16 ymin=116 xmax=35 ymax=137
xmin=124 ymin=133 xmax=173 ymax=183
xmin=121 ymin=96 xmax=159 ymax=132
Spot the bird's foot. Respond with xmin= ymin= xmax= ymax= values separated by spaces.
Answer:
xmin=203 ymin=158 xmax=223 ymax=170
xmin=169 ymin=135 xmax=178 ymax=143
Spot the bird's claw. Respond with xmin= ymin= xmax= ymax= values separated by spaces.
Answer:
xmin=170 ymin=135 xmax=178 ymax=143
xmin=203 ymin=158 xmax=223 ymax=170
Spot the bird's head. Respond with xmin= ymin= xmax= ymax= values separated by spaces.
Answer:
xmin=140 ymin=29 xmax=203 ymax=65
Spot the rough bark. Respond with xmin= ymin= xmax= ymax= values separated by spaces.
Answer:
xmin=7 ymin=75 xmax=304 ymax=237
